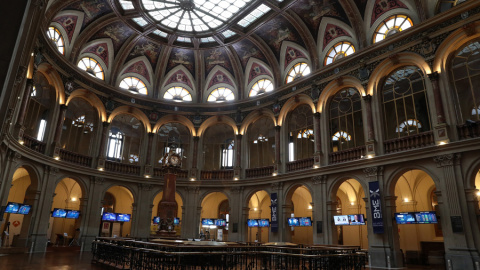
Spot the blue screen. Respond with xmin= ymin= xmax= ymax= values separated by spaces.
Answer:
xmin=174 ymin=217 xmax=180 ymax=225
xmin=116 ymin=213 xmax=131 ymax=222
xmin=258 ymin=219 xmax=270 ymax=227
xmin=17 ymin=204 xmax=31 ymax=215
xmin=52 ymin=208 xmax=67 ymax=218
xmin=348 ymin=214 xmax=365 ymax=225
xmin=202 ymin=219 xmax=214 ymax=226
xmin=5 ymin=202 xmax=19 ymax=214
xmin=102 ymin=212 xmax=117 ymax=221
xmin=415 ymin=211 xmax=438 ymax=224
xmin=299 ymin=217 xmax=312 ymax=226
xmin=215 ymin=219 xmax=225 ymax=226
xmin=395 ymin=212 xmax=416 ymax=224
xmin=288 ymin=218 xmax=299 ymax=227
xmin=153 ymin=216 xmax=160 ymax=224
xmin=247 ymin=219 xmax=259 ymax=227
xmin=66 ymin=210 xmax=80 ymax=219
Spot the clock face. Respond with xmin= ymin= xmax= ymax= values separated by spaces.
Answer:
xmin=170 ymin=155 xmax=180 ymax=165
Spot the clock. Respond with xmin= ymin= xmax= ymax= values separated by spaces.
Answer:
xmin=168 ymin=154 xmax=181 ymax=167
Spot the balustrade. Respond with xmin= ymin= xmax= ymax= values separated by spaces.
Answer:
xmin=384 ymin=131 xmax=434 ymax=154
xmin=246 ymin=166 xmax=275 ymax=178
xmin=200 ymin=170 xmax=234 ymax=180
xmin=286 ymin=158 xmax=314 ymax=172
xmin=59 ymin=149 xmax=92 ymax=167
xmin=329 ymin=146 xmax=366 ymax=164
xmin=457 ymin=121 xmax=480 ymax=140
xmin=105 ymin=160 xmax=141 ymax=175
xmin=22 ymin=134 xmax=46 ymax=154
xmin=153 ymin=167 xmax=188 ymax=179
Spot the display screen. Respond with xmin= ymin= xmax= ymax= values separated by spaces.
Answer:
xmin=153 ymin=216 xmax=160 ymax=224
xmin=201 ymin=219 xmax=214 ymax=226
xmin=66 ymin=210 xmax=80 ymax=219
xmin=17 ymin=204 xmax=32 ymax=215
xmin=174 ymin=217 xmax=180 ymax=225
xmin=247 ymin=219 xmax=259 ymax=227
xmin=299 ymin=217 xmax=312 ymax=226
xmin=288 ymin=217 xmax=299 ymax=227
xmin=395 ymin=212 xmax=416 ymax=224
xmin=414 ymin=211 xmax=438 ymax=224
xmin=5 ymin=202 xmax=20 ymax=214
xmin=102 ymin=212 xmax=117 ymax=221
xmin=258 ymin=219 xmax=270 ymax=227
xmin=348 ymin=214 xmax=365 ymax=225
xmin=52 ymin=208 xmax=67 ymax=218
xmin=116 ymin=213 xmax=131 ymax=222
xmin=215 ymin=219 xmax=226 ymax=227
xmin=334 ymin=215 xmax=350 ymax=225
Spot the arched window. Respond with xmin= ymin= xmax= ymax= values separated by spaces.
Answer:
xmin=373 ymin=15 xmax=413 ymax=43
xmin=450 ymin=40 xmax=480 ymax=123
xmin=249 ymin=79 xmax=274 ymax=97
xmin=163 ymin=86 xmax=193 ymax=102
xmin=325 ymin=42 xmax=355 ymax=66
xmin=221 ymin=139 xmax=234 ymax=168
xmin=286 ymin=62 xmax=311 ymax=83
xmin=207 ymin=87 xmax=235 ymax=102
xmin=382 ymin=66 xmax=431 ymax=139
xmin=108 ymin=115 xmax=144 ymax=164
xmin=247 ymin=117 xmax=275 ymax=168
xmin=202 ymin=124 xmax=235 ymax=170
xmin=107 ymin=130 xmax=124 ymax=161
xmin=119 ymin=77 xmax=147 ymax=95
xmin=329 ymin=88 xmax=364 ymax=152
xmin=47 ymin=26 xmax=65 ymax=55
xmin=287 ymin=104 xmax=314 ymax=162
xmin=77 ymin=57 xmax=105 ymax=80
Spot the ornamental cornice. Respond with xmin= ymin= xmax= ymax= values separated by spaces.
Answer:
xmin=433 ymin=153 xmax=461 ymax=167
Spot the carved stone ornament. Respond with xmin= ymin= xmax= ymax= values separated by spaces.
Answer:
xmin=434 ymin=154 xmax=461 ymax=167
xmin=364 ymin=166 xmax=383 ymax=178
xmin=92 ymin=177 xmax=105 ymax=185
xmin=312 ymin=175 xmax=327 ymax=185
xmin=138 ymin=183 xmax=153 ymax=191
xmin=230 ymin=186 xmax=244 ymax=194
xmin=14 ymin=66 xmax=27 ymax=86
xmin=271 ymin=182 xmax=283 ymax=190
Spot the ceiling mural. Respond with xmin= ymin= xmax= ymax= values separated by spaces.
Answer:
xmin=284 ymin=46 xmax=308 ymax=69
xmin=53 ymin=14 xmax=80 ymax=43
xmin=82 ymin=42 xmax=109 ymax=67
xmin=204 ymin=47 xmax=234 ymax=76
xmin=126 ymin=38 xmax=162 ymax=68
xmin=323 ymin=24 xmax=352 ymax=50
xmin=355 ymin=0 xmax=369 ymax=19
xmin=247 ymin=63 xmax=273 ymax=85
xmin=165 ymin=69 xmax=194 ymax=90
xmin=207 ymin=70 xmax=235 ymax=90
xmin=65 ymin=0 xmax=111 ymax=30
xmin=122 ymin=61 xmax=151 ymax=83
xmin=90 ymin=21 xmax=135 ymax=53
xmin=232 ymin=39 xmax=269 ymax=71
xmin=371 ymin=0 xmax=409 ymax=25
xmin=255 ymin=16 xmax=306 ymax=60
xmin=166 ymin=48 xmax=195 ymax=76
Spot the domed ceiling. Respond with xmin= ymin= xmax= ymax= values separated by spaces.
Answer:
xmin=42 ymin=0 xmax=447 ymax=103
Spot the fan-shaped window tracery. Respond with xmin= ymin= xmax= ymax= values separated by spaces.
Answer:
xmin=249 ymin=79 xmax=274 ymax=97
xmin=325 ymin=42 xmax=355 ymax=66
xmin=119 ymin=77 xmax=148 ymax=95
xmin=47 ymin=26 xmax=65 ymax=55
xmin=164 ymin=86 xmax=193 ymax=102
xmin=373 ymin=15 xmax=413 ymax=43
xmin=77 ymin=57 xmax=104 ymax=80
xmin=286 ymin=63 xmax=311 ymax=83
xmin=207 ymin=87 xmax=235 ymax=102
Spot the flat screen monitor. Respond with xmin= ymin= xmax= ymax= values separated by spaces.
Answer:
xmin=153 ymin=216 xmax=160 ymax=224
xmin=174 ymin=217 xmax=180 ymax=225
xmin=66 ymin=210 xmax=80 ymax=219
xmin=247 ymin=219 xmax=259 ymax=227
xmin=395 ymin=212 xmax=416 ymax=224
xmin=288 ymin=217 xmax=299 ymax=227
xmin=215 ymin=219 xmax=226 ymax=227
xmin=116 ymin=213 xmax=131 ymax=222
xmin=201 ymin=219 xmax=214 ymax=226
xmin=415 ymin=211 xmax=438 ymax=224
xmin=348 ymin=214 xmax=366 ymax=225
xmin=102 ymin=212 xmax=117 ymax=221
xmin=258 ymin=219 xmax=270 ymax=227
xmin=5 ymin=202 xmax=20 ymax=214
xmin=52 ymin=208 xmax=67 ymax=218
xmin=334 ymin=215 xmax=350 ymax=225
xmin=17 ymin=204 xmax=32 ymax=215
xmin=299 ymin=217 xmax=312 ymax=226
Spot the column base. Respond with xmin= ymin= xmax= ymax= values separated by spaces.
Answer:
xmin=445 ymin=250 xmax=480 ymax=270
xmin=368 ymin=246 xmax=404 ymax=268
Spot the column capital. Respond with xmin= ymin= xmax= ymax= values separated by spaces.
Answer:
xmin=433 ymin=153 xmax=461 ymax=167
xmin=364 ymin=166 xmax=383 ymax=178
xmin=314 ymin=112 xmax=321 ymax=118
xmin=271 ymin=181 xmax=283 ymax=190
xmin=275 ymin=125 xmax=281 ymax=131
xmin=312 ymin=175 xmax=327 ymax=185
xmin=230 ymin=186 xmax=244 ymax=194
xmin=91 ymin=176 xmax=105 ymax=185
xmin=427 ymin=71 xmax=439 ymax=81
xmin=235 ymin=134 xmax=243 ymax=140
xmin=193 ymin=135 xmax=200 ymax=141
xmin=138 ymin=183 xmax=153 ymax=191
xmin=362 ymin=94 xmax=372 ymax=102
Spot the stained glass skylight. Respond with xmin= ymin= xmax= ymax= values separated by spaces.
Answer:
xmin=119 ymin=0 xmax=135 ymax=10
xmin=141 ymin=0 xmax=256 ymax=33
xmin=238 ymin=4 xmax=271 ymax=27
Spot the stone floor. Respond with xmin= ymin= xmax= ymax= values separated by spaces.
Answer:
xmin=0 ymin=247 xmax=445 ymax=269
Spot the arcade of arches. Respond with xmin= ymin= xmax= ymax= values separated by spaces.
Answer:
xmin=2 ymin=0 xmax=480 ymax=269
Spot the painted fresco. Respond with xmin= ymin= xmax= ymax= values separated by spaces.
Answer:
xmin=64 ymin=0 xmax=111 ymax=30
xmin=90 ymin=21 xmax=135 ymax=54
xmin=204 ymin=47 xmax=234 ymax=75
xmin=53 ymin=15 xmax=80 ymax=43
xmin=323 ymin=24 xmax=352 ymax=50
xmin=284 ymin=46 xmax=308 ymax=69
xmin=121 ymin=61 xmax=151 ymax=83
xmin=371 ymin=0 xmax=408 ymax=26
xmin=290 ymin=0 xmax=350 ymax=40
xmin=126 ymin=38 xmax=162 ymax=67
xmin=355 ymin=0 xmax=369 ymax=19
xmin=166 ymin=48 xmax=195 ymax=76
xmin=83 ymin=42 xmax=109 ymax=68
xmin=255 ymin=16 xmax=306 ymax=60
xmin=165 ymin=69 xmax=194 ymax=89
xmin=232 ymin=39 xmax=269 ymax=70
xmin=207 ymin=70 xmax=235 ymax=89
xmin=247 ymin=62 xmax=273 ymax=85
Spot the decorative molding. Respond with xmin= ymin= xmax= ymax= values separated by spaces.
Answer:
xmin=363 ymin=166 xmax=383 ymax=178
xmin=271 ymin=182 xmax=283 ymax=190
xmin=138 ymin=183 xmax=153 ymax=191
xmin=312 ymin=175 xmax=326 ymax=185
xmin=230 ymin=186 xmax=244 ymax=194
xmin=434 ymin=153 xmax=461 ymax=167
xmin=14 ymin=66 xmax=27 ymax=86
xmin=92 ymin=176 xmax=105 ymax=185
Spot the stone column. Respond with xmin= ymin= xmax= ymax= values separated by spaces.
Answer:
xmin=362 ymin=95 xmax=376 ymax=156
xmin=274 ymin=126 xmax=281 ymax=174
xmin=464 ymin=189 xmax=480 ymax=254
xmin=134 ymin=184 xmax=153 ymax=240
xmin=190 ymin=136 xmax=199 ymax=179
xmin=144 ymin=132 xmax=154 ymax=176
xmin=16 ymin=79 xmax=34 ymax=129
xmin=242 ymin=207 xmax=250 ymax=242
xmin=428 ymin=72 xmax=450 ymax=144
xmin=326 ymin=200 xmax=338 ymax=244
xmin=228 ymin=186 xmax=244 ymax=242
xmin=51 ymin=105 xmax=67 ymax=158
xmin=313 ymin=113 xmax=322 ymax=167
xmin=282 ymin=204 xmax=293 ymax=242
xmin=234 ymin=134 xmax=242 ymax=179
xmin=80 ymin=177 xmax=105 ymax=251
xmin=96 ymin=122 xmax=110 ymax=169
xmin=182 ymin=186 xmax=200 ymax=239
xmin=312 ymin=175 xmax=327 ymax=244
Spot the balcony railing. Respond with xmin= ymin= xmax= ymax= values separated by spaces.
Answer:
xmin=59 ymin=149 xmax=92 ymax=167
xmin=200 ymin=170 xmax=234 ymax=180
xmin=105 ymin=160 xmax=140 ymax=175
xmin=153 ymin=167 xmax=188 ymax=179
xmin=246 ymin=166 xmax=275 ymax=178
xmin=329 ymin=146 xmax=366 ymax=164
xmin=23 ymin=134 xmax=46 ymax=154
xmin=384 ymin=131 xmax=434 ymax=154
xmin=457 ymin=121 xmax=480 ymax=140
xmin=286 ymin=158 xmax=314 ymax=172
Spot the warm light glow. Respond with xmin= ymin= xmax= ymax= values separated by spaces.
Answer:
xmin=477 ymin=192 xmax=480 ymax=197
xmin=71 ymin=197 xmax=77 ymax=202
xmin=350 ymin=202 xmax=355 ymax=206
xmin=254 ymin=208 xmax=257 ymax=211
xmin=272 ymin=173 xmax=277 ymax=176
xmin=234 ymin=177 xmax=239 ymax=181
xmin=404 ymin=198 xmax=409 ymax=203
xmin=145 ymin=175 xmax=150 ymax=178
xmin=19 ymin=140 xmax=24 ymax=145
xmin=98 ymin=168 xmax=104 ymax=171
xmin=438 ymin=140 xmax=448 ymax=145
xmin=54 ymin=157 xmax=60 ymax=160
xmin=190 ymin=178 xmax=196 ymax=181
xmin=313 ymin=165 xmax=319 ymax=169
xmin=367 ymin=155 xmax=374 ymax=159
xmin=308 ymin=205 xmax=312 ymax=210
